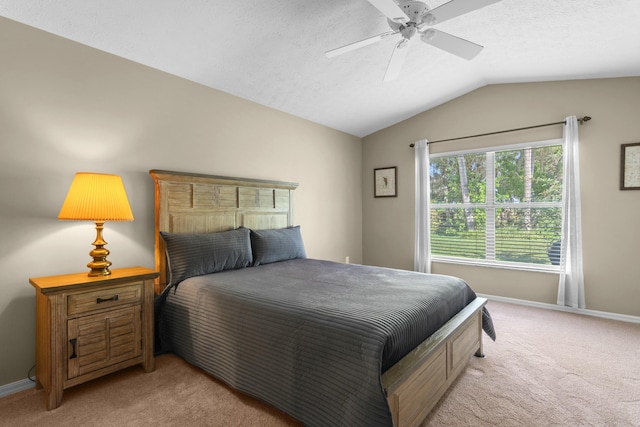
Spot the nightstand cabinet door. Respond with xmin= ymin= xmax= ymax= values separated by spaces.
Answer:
xmin=67 ymin=305 xmax=142 ymax=379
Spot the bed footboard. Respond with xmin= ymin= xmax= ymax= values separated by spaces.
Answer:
xmin=382 ymin=297 xmax=487 ymax=427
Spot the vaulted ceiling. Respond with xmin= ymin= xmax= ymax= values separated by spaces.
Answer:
xmin=2 ymin=0 xmax=640 ymax=137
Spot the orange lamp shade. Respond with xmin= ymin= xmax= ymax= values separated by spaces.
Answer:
xmin=58 ymin=172 xmax=134 ymax=221
xmin=58 ymin=172 xmax=134 ymax=276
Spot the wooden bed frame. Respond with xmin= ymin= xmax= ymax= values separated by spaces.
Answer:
xmin=150 ymin=169 xmax=486 ymax=427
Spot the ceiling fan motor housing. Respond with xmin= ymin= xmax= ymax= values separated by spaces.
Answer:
xmin=399 ymin=1 xmax=429 ymax=23
xmin=387 ymin=1 xmax=430 ymax=38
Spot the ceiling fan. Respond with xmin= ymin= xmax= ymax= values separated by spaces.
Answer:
xmin=326 ymin=0 xmax=502 ymax=82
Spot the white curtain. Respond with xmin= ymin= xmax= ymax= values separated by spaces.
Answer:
xmin=557 ymin=116 xmax=586 ymax=308
xmin=414 ymin=139 xmax=431 ymax=273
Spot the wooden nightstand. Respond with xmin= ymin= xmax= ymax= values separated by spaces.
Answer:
xmin=29 ymin=266 xmax=159 ymax=410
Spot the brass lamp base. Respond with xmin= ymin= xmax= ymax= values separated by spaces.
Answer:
xmin=88 ymin=221 xmax=112 ymax=276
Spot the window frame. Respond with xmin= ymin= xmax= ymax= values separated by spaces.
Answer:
xmin=428 ymin=138 xmax=564 ymax=273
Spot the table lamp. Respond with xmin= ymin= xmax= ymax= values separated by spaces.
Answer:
xmin=58 ymin=172 xmax=134 ymax=276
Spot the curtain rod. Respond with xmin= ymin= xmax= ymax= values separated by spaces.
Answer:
xmin=409 ymin=116 xmax=591 ymax=147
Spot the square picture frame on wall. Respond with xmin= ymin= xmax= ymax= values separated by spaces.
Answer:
xmin=374 ymin=167 xmax=397 ymax=198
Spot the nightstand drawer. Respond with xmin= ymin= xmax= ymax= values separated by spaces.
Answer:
xmin=67 ymin=282 xmax=142 ymax=315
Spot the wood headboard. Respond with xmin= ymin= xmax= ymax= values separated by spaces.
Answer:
xmin=149 ymin=170 xmax=299 ymax=294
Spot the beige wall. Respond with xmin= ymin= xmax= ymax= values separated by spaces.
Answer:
xmin=363 ymin=77 xmax=640 ymax=317
xmin=0 ymin=18 xmax=362 ymax=386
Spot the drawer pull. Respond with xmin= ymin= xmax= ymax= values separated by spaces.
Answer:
xmin=69 ymin=339 xmax=77 ymax=359
xmin=96 ymin=294 xmax=119 ymax=304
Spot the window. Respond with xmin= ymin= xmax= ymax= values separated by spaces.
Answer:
xmin=429 ymin=140 xmax=563 ymax=270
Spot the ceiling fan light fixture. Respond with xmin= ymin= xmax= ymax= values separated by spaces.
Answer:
xmin=423 ymin=13 xmax=437 ymax=25
xmin=400 ymin=25 xmax=417 ymax=39
xmin=421 ymin=29 xmax=436 ymax=41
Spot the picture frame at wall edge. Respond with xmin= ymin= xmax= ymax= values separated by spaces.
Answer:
xmin=620 ymin=142 xmax=640 ymax=190
xmin=374 ymin=166 xmax=397 ymax=198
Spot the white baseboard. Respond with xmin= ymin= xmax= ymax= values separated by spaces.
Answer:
xmin=0 ymin=378 xmax=35 ymax=398
xmin=479 ymin=293 xmax=640 ymax=324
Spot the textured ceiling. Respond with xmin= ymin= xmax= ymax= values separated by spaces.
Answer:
xmin=2 ymin=0 xmax=640 ymax=137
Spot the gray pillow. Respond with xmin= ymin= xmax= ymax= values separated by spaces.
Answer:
xmin=161 ymin=228 xmax=253 ymax=285
xmin=250 ymin=226 xmax=306 ymax=266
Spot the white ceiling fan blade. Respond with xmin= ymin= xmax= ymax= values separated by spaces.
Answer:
xmin=366 ymin=0 xmax=409 ymax=23
xmin=420 ymin=29 xmax=483 ymax=60
xmin=326 ymin=31 xmax=398 ymax=58
xmin=425 ymin=0 xmax=502 ymax=25
xmin=383 ymin=39 xmax=410 ymax=82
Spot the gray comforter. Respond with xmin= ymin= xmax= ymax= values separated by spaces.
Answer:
xmin=158 ymin=258 xmax=495 ymax=427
